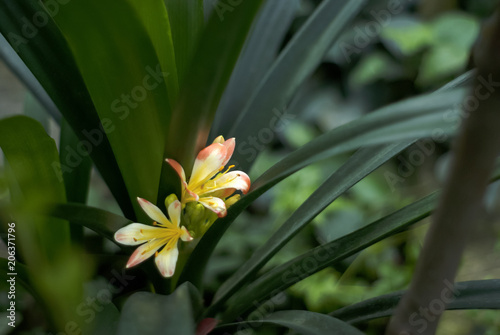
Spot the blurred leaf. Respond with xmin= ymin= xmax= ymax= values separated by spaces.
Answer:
xmin=59 ymin=119 xmax=92 ymax=242
xmin=164 ymin=0 xmax=204 ymax=88
xmin=349 ymin=51 xmax=402 ymax=89
xmin=54 ymin=0 xmax=173 ymax=220
xmin=117 ymin=282 xmax=202 ymax=335
xmin=223 ymin=192 xmax=438 ymax=320
xmin=49 ymin=203 xmax=132 ymax=243
xmin=0 ymin=258 xmax=37 ymax=299
xmin=217 ymin=143 xmax=413 ymax=320
xmin=0 ymin=116 xmax=69 ymax=257
xmin=381 ymin=17 xmax=432 ymax=56
xmin=417 ymin=45 xmax=469 ymax=86
xmin=210 ymin=0 xmax=298 ymax=137
xmin=330 ymin=280 xmax=500 ymax=324
xmin=0 ymin=0 xmax=132 ymax=218
xmin=0 ymin=33 xmax=60 ymax=123
xmin=229 ymin=0 xmax=367 ymax=172
xmin=23 ymin=91 xmax=50 ymax=131
xmin=213 ymin=311 xmax=364 ymax=335
xmin=431 ymin=12 xmax=479 ymax=49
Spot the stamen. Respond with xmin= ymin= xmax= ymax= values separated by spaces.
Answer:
xmin=155 ymin=251 xmax=159 ymax=257
xmin=133 ymin=237 xmax=137 ymax=242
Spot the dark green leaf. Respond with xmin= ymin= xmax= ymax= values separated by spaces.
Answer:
xmin=54 ymin=0 xmax=172 ymax=220
xmin=210 ymin=0 xmax=298 ymax=137
xmin=215 ymin=142 xmax=413 ymax=319
xmin=222 ymin=192 xmax=437 ymax=321
xmin=164 ymin=0 xmax=204 ymax=88
xmin=0 ymin=33 xmax=60 ymax=122
xmin=229 ymin=0 xmax=367 ymax=171
xmin=330 ymin=280 xmax=500 ymax=324
xmin=0 ymin=0 xmax=132 ymax=218
xmin=117 ymin=282 xmax=202 ymax=335
xmin=213 ymin=311 xmax=365 ymax=335
xmin=49 ymin=203 xmax=132 ymax=243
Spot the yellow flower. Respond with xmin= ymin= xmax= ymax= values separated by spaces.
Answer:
xmin=166 ymin=136 xmax=250 ymax=217
xmin=114 ymin=197 xmax=192 ymax=277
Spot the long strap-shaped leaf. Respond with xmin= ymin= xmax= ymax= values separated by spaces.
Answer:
xmin=53 ymin=0 xmax=174 ymax=221
xmin=210 ymin=0 xmax=299 ymax=138
xmin=330 ymin=280 xmax=500 ymax=324
xmin=229 ymin=0 xmax=367 ymax=171
xmin=221 ymin=191 xmax=437 ymax=321
xmin=164 ymin=0 xmax=264 ymax=170
xmin=179 ymin=87 xmax=464 ymax=289
xmin=0 ymin=33 xmax=60 ymax=122
xmin=212 ymin=310 xmax=365 ymax=335
xmin=212 ymin=142 xmax=413 ymax=317
xmin=49 ymin=203 xmax=132 ymax=243
xmin=0 ymin=0 xmax=133 ymax=218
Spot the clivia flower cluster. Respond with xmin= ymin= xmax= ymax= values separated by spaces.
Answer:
xmin=114 ymin=136 xmax=250 ymax=277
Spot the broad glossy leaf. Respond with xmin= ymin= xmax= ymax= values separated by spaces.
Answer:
xmin=213 ymin=311 xmax=364 ymax=335
xmin=49 ymin=203 xmax=132 ymax=243
xmin=159 ymin=0 xmax=264 ymax=205
xmin=0 ymin=0 xmax=132 ymax=218
xmin=222 ymin=192 xmax=438 ymax=321
xmin=215 ymin=142 xmax=413 ymax=319
xmin=0 ymin=33 xmax=60 ymax=122
xmin=229 ymin=0 xmax=367 ymax=171
xmin=117 ymin=282 xmax=202 ymax=335
xmin=330 ymin=280 xmax=500 ymax=324
xmin=0 ymin=116 xmax=70 ymax=257
xmin=210 ymin=0 xmax=298 ymax=137
xmin=164 ymin=0 xmax=204 ymax=88
xmin=54 ymin=0 xmax=172 ymax=220
xmin=164 ymin=0 xmax=264 ymax=170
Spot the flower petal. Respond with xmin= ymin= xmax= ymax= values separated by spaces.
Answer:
xmin=180 ymin=226 xmax=193 ymax=242
xmin=190 ymin=143 xmax=227 ymax=188
xmin=166 ymin=158 xmax=186 ymax=183
xmin=137 ymin=197 xmax=170 ymax=225
xmin=155 ymin=245 xmax=179 ymax=277
xmin=114 ymin=223 xmax=162 ymax=245
xmin=210 ymin=171 xmax=251 ymax=194
xmin=221 ymin=137 xmax=235 ymax=167
xmin=126 ymin=238 xmax=166 ymax=268
xmin=197 ymin=196 xmax=227 ymax=218
xmin=167 ymin=200 xmax=182 ymax=227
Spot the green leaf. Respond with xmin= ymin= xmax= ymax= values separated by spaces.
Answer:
xmin=117 ymin=282 xmax=202 ymax=335
xmin=213 ymin=311 xmax=364 ymax=335
xmin=229 ymin=0 xmax=367 ymax=171
xmin=216 ymin=142 xmax=413 ymax=320
xmin=130 ymin=0 xmax=180 ymax=109
xmin=164 ymin=0 xmax=204 ymax=88
xmin=59 ymin=119 xmax=92 ymax=242
xmin=164 ymin=0 xmax=265 ymax=169
xmin=0 ymin=258 xmax=37 ymax=300
xmin=0 ymin=116 xmax=70 ymax=257
xmin=0 ymin=33 xmax=60 ymax=122
xmin=159 ymin=0 xmax=264 ymax=204
xmin=0 ymin=0 xmax=132 ymax=218
xmin=180 ymin=86 xmax=464 ymax=290
xmin=49 ymin=203 xmax=132 ymax=243
xmin=54 ymin=0 xmax=172 ymax=220
xmin=210 ymin=0 xmax=298 ymax=137
xmin=222 ymin=192 xmax=437 ymax=321
xmin=330 ymin=280 xmax=500 ymax=324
